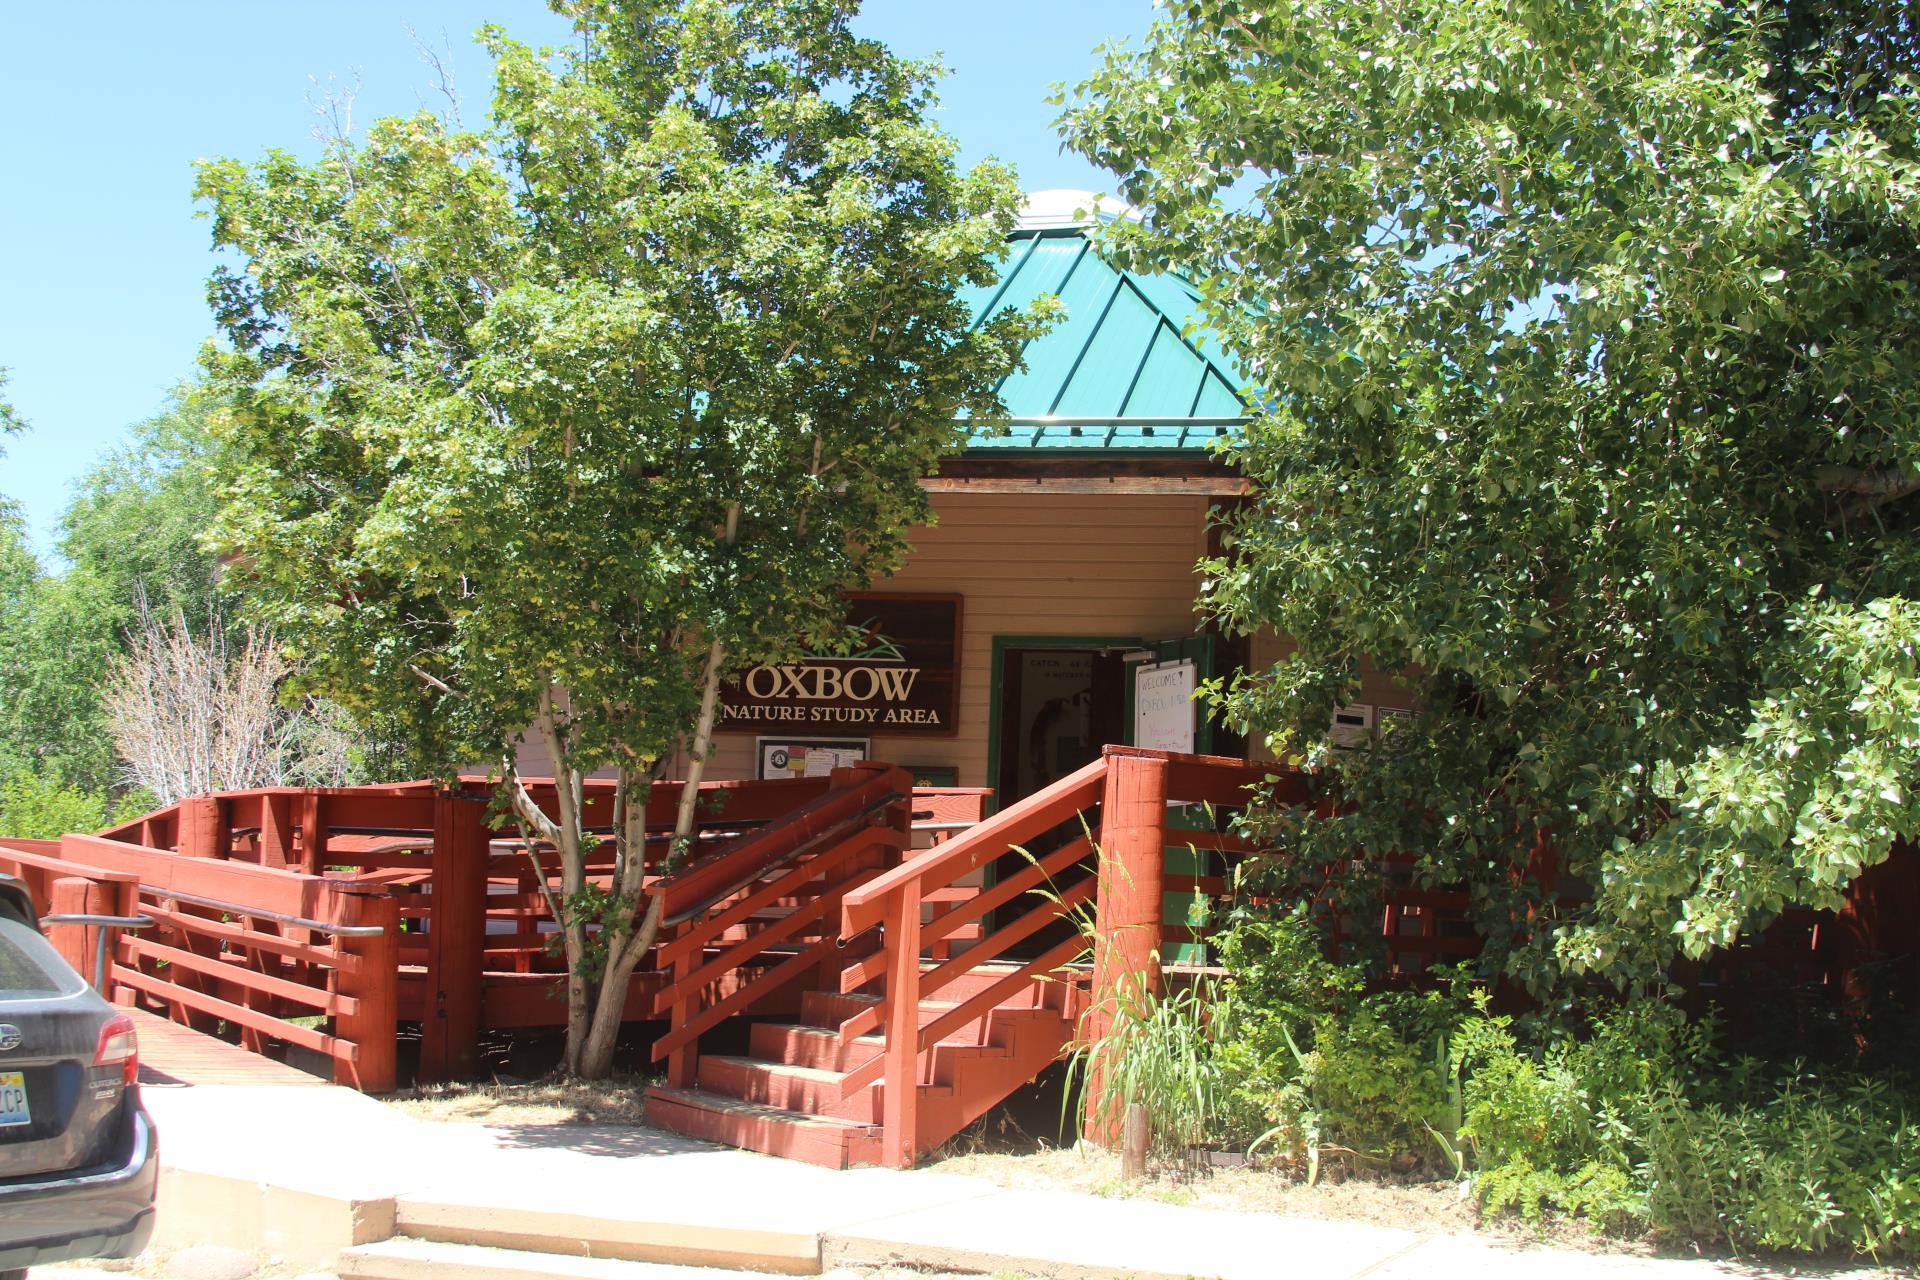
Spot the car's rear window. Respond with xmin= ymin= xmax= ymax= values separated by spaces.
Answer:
xmin=0 ymin=917 xmax=82 ymax=996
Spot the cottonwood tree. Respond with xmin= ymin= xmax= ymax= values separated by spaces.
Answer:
xmin=1061 ymin=0 xmax=1920 ymax=986
xmin=198 ymin=0 xmax=1042 ymax=1075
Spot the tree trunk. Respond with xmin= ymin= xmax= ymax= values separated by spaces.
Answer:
xmin=577 ymin=764 xmax=662 ymax=1080
xmin=578 ymin=892 xmax=664 ymax=1078
xmin=526 ymin=684 xmax=593 ymax=1076
xmin=669 ymin=501 xmax=740 ymax=862
xmin=671 ymin=635 xmax=728 ymax=862
xmin=539 ymin=504 xmax=741 ymax=1080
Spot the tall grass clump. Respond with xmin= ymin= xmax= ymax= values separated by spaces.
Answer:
xmin=1067 ymin=967 xmax=1239 ymax=1160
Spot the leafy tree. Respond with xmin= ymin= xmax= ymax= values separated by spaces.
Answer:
xmin=61 ymin=388 xmax=227 ymax=632
xmin=0 ymin=384 xmax=238 ymax=800
xmin=0 ymin=555 xmax=120 ymax=794
xmin=1060 ymin=0 xmax=1920 ymax=986
xmin=0 ymin=368 xmax=23 ymax=476
xmin=0 ymin=374 xmax=120 ymax=795
xmin=197 ymin=0 xmax=1043 ymax=1076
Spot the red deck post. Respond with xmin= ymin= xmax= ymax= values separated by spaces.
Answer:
xmin=177 ymin=795 xmax=230 ymax=858
xmin=421 ymin=791 xmax=489 ymax=1081
xmin=1084 ymin=747 xmax=1170 ymax=1145
xmin=296 ymin=792 xmax=328 ymax=873
xmin=259 ymin=794 xmax=295 ymax=868
xmin=329 ymin=884 xmax=400 ymax=1093
xmin=666 ymin=948 xmax=697 ymax=1089
xmin=47 ymin=876 xmax=109 ymax=988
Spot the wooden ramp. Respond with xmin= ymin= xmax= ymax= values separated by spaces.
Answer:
xmin=129 ymin=1008 xmax=329 ymax=1088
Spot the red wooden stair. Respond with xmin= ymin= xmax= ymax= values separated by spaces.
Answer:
xmin=644 ymin=969 xmax=1075 ymax=1169
xmin=638 ymin=749 xmax=1279 ymax=1169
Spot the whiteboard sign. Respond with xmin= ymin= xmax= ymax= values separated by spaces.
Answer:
xmin=1133 ymin=660 xmax=1196 ymax=754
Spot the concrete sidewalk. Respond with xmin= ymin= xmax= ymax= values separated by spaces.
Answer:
xmin=137 ymin=1080 xmax=1894 ymax=1280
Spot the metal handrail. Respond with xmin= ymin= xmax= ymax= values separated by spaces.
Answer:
xmin=38 ymin=913 xmax=156 ymax=989
xmin=136 ymin=885 xmax=387 ymax=938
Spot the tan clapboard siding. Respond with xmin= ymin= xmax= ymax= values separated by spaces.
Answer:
xmin=707 ymin=491 xmax=1212 ymax=787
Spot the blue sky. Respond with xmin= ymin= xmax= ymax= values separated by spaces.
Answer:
xmin=0 ymin=1 xmax=1153 ymax=559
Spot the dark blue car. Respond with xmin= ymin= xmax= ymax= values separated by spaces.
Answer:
xmin=0 ymin=874 xmax=156 ymax=1280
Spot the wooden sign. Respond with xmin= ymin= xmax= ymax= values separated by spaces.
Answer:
xmin=718 ymin=593 xmax=961 ymax=737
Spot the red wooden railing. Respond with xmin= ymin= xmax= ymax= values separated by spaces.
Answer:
xmin=646 ymin=764 xmax=916 ymax=1087
xmin=833 ymin=747 xmax=1285 ymax=1166
xmin=909 ymin=786 xmax=992 ymax=961
xmin=0 ymin=833 xmax=401 ymax=1089
xmin=74 ymin=773 xmax=869 ymax=1081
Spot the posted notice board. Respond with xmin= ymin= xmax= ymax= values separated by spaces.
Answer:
xmin=1133 ymin=660 xmax=1197 ymax=755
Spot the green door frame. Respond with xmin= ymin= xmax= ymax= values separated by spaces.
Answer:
xmin=983 ymin=633 xmax=1142 ymax=816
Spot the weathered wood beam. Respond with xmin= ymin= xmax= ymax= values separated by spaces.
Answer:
xmin=921 ymin=475 xmax=1249 ymax=495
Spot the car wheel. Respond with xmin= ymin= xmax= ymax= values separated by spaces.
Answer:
xmin=0 ymin=1267 xmax=26 ymax=1280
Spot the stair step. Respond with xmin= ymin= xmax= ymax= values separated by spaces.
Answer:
xmin=697 ymin=1054 xmax=956 ymax=1121
xmin=800 ymin=989 xmax=1019 ymax=1032
xmin=928 ymin=964 xmax=1054 ymax=1006
xmin=749 ymin=1021 xmax=1017 ymax=1071
xmin=338 ymin=1239 xmax=772 ymax=1280
xmin=643 ymin=1085 xmax=882 ymax=1170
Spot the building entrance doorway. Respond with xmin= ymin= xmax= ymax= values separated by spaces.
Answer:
xmin=982 ymin=639 xmax=1133 ymax=958
xmin=993 ymin=644 xmax=1129 ymax=808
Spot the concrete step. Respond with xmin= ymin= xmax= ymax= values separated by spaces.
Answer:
xmin=643 ymin=1084 xmax=882 ymax=1170
xmin=393 ymin=1171 xmax=824 ymax=1275
xmin=338 ymin=1238 xmax=773 ymax=1280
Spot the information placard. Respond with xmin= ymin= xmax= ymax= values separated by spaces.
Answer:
xmin=756 ymin=738 xmax=871 ymax=780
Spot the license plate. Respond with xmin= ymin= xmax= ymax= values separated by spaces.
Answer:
xmin=0 ymin=1071 xmax=28 ymax=1127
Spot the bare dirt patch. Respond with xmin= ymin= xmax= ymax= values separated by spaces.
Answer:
xmin=382 ymin=1074 xmax=652 ymax=1127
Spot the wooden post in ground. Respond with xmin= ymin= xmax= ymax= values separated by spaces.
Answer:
xmin=1084 ymin=747 xmax=1170 ymax=1146
xmin=881 ymin=882 xmax=923 ymax=1169
xmin=420 ymin=791 xmax=489 ymax=1082
xmin=329 ymin=884 xmax=400 ymax=1092
xmin=1123 ymin=1103 xmax=1150 ymax=1181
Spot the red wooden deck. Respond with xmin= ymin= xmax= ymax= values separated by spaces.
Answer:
xmin=129 ymin=1008 xmax=328 ymax=1088
xmin=6 ymin=756 xmax=1379 ymax=1169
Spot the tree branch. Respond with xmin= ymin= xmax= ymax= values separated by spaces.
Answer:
xmin=1816 ymin=464 xmax=1920 ymax=525
xmin=1815 ymin=464 xmax=1920 ymax=503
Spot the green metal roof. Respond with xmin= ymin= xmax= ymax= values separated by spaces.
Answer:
xmin=958 ymin=223 xmax=1247 ymax=453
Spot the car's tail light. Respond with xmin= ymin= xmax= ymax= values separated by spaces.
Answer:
xmin=94 ymin=1013 xmax=138 ymax=1087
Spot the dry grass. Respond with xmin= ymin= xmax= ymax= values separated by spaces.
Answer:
xmin=923 ymin=1140 xmax=1660 ymax=1255
xmin=383 ymin=1074 xmax=653 ymax=1127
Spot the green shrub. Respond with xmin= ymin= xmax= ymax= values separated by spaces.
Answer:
xmin=0 ymin=768 xmax=111 ymax=839
xmin=1637 ymin=1065 xmax=1920 ymax=1258
xmin=1453 ymin=996 xmax=1920 ymax=1258
xmin=1214 ymin=909 xmax=1471 ymax=1176
xmin=1103 ymin=903 xmax=1920 ymax=1259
